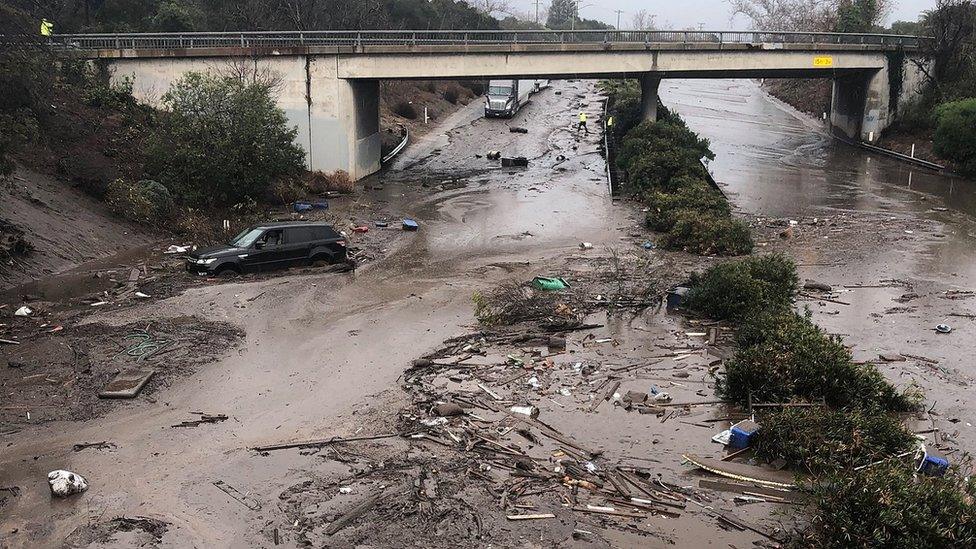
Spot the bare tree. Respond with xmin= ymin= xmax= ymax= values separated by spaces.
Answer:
xmin=728 ymin=0 xmax=839 ymax=31
xmin=729 ymin=0 xmax=894 ymax=31
xmin=632 ymin=9 xmax=657 ymax=30
xmin=462 ymin=0 xmax=514 ymax=18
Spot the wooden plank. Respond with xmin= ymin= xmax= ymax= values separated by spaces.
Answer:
xmin=506 ymin=513 xmax=555 ymax=520
xmin=97 ymin=368 xmax=154 ymax=399
xmin=683 ymin=454 xmax=796 ymax=489
xmin=698 ymin=479 xmax=800 ymax=502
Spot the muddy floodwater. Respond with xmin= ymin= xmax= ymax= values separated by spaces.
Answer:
xmin=2 ymin=78 xmax=975 ymax=548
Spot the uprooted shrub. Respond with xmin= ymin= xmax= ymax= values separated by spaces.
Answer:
xmin=753 ymin=406 xmax=916 ymax=474
xmin=718 ymin=310 xmax=920 ymax=412
xmin=800 ymin=463 xmax=976 ymax=548
xmin=473 ymin=280 xmax=579 ymax=327
xmin=685 ymin=253 xmax=799 ymax=320
xmin=644 ymin=177 xmax=730 ymax=232
xmin=659 ymin=210 xmax=753 ymax=256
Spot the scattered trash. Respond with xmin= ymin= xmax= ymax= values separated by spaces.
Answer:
xmin=164 ymin=244 xmax=192 ymax=254
xmin=683 ymin=454 xmax=796 ymax=489
xmin=501 ymin=157 xmax=528 ymax=167
xmin=559 ymin=388 xmax=572 ymax=397
xmin=14 ymin=306 xmax=32 ymax=317
xmin=642 ymin=241 xmax=654 ymax=250
xmin=531 ymin=277 xmax=569 ymax=291
xmin=509 ymin=127 xmax=528 ymax=134
xmin=510 ymin=405 xmax=539 ymax=418
xmin=338 ymin=486 xmax=353 ymax=494
xmin=375 ymin=221 xmax=389 ymax=228
xmin=48 ymin=470 xmax=88 ymax=497
xmin=486 ymin=150 xmax=501 ymax=160
xmin=311 ymin=200 xmax=329 ymax=210
xmin=712 ymin=429 xmax=732 ymax=446
xmin=172 ymin=413 xmax=228 ymax=428
xmin=936 ymin=324 xmax=952 ymax=334
xmin=98 ymin=368 xmax=155 ymax=399
xmin=579 ymin=242 xmax=593 ymax=250
xmin=666 ymin=286 xmax=690 ymax=311
xmin=293 ymin=201 xmax=313 ymax=213
xmin=555 ymin=154 xmax=567 ymax=161
xmin=402 ymin=219 xmax=419 ymax=231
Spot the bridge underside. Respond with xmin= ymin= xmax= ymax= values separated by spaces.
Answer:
xmin=97 ymin=46 xmax=928 ymax=180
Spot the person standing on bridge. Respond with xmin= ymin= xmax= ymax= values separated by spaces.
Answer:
xmin=577 ymin=111 xmax=589 ymax=135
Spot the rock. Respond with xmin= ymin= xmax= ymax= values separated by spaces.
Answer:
xmin=879 ymin=353 xmax=906 ymax=362
xmin=433 ymin=402 xmax=464 ymax=417
xmin=48 ymin=470 xmax=88 ymax=497
xmin=672 ymin=370 xmax=690 ymax=378
xmin=622 ymin=391 xmax=647 ymax=404
xmin=803 ymin=280 xmax=832 ymax=292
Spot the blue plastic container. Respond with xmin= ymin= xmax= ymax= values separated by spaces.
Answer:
xmin=402 ymin=219 xmax=419 ymax=231
xmin=919 ymin=451 xmax=949 ymax=477
xmin=729 ymin=420 xmax=760 ymax=449
xmin=293 ymin=201 xmax=312 ymax=213
xmin=311 ymin=200 xmax=329 ymax=210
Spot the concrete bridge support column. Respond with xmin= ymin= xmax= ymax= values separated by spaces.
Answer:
xmin=830 ymin=68 xmax=889 ymax=143
xmin=640 ymin=74 xmax=661 ymax=122
xmin=307 ymin=57 xmax=381 ymax=179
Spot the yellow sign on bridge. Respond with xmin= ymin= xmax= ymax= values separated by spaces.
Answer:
xmin=813 ymin=56 xmax=834 ymax=67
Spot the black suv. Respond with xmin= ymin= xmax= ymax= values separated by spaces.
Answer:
xmin=186 ymin=222 xmax=347 ymax=276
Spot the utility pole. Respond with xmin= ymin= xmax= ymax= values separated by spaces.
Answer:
xmin=615 ymin=9 xmax=623 ymax=29
xmin=534 ymin=0 xmax=540 ymax=24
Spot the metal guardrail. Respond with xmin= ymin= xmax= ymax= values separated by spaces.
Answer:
xmin=42 ymin=29 xmax=924 ymax=50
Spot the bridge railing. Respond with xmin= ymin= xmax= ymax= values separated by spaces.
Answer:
xmin=44 ymin=29 xmax=923 ymax=50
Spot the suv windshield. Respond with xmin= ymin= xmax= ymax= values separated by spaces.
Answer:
xmin=488 ymin=85 xmax=512 ymax=96
xmin=229 ymin=228 xmax=264 ymax=248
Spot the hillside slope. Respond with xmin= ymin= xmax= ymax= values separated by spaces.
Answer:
xmin=1 ymin=168 xmax=155 ymax=290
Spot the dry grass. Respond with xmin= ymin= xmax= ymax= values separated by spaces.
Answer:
xmin=306 ymin=170 xmax=354 ymax=194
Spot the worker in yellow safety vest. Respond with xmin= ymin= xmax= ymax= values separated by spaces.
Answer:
xmin=607 ymin=116 xmax=614 ymax=128
xmin=577 ymin=111 xmax=589 ymax=135
xmin=40 ymin=18 xmax=54 ymax=38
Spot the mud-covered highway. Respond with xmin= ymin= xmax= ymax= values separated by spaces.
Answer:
xmin=3 ymin=78 xmax=976 ymax=548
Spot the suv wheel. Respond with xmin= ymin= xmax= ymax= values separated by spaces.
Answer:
xmin=215 ymin=265 xmax=240 ymax=278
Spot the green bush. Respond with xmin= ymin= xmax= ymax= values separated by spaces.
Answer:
xmin=616 ymin=118 xmax=715 ymax=193
xmin=719 ymin=311 xmax=919 ymax=411
xmin=934 ymin=99 xmax=976 ymax=176
xmin=644 ymin=177 xmax=730 ymax=231
xmin=685 ymin=253 xmax=797 ymax=320
xmin=145 ymin=72 xmax=306 ymax=207
xmin=753 ymin=406 xmax=915 ymax=474
xmin=659 ymin=211 xmax=752 ymax=256
xmin=802 ymin=464 xmax=976 ymax=548
xmin=105 ymin=179 xmax=176 ymax=225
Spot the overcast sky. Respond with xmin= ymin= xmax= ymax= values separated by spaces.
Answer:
xmin=506 ymin=0 xmax=936 ymax=30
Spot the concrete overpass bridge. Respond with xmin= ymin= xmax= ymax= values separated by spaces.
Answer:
xmin=54 ymin=30 xmax=929 ymax=180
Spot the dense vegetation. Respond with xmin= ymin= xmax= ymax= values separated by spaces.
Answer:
xmin=680 ymin=254 xmax=969 ymax=545
xmin=603 ymin=80 xmax=753 ymax=256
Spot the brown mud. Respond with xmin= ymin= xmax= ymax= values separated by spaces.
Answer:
xmin=0 ymin=78 xmax=974 ymax=548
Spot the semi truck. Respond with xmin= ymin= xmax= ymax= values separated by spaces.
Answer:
xmin=484 ymin=79 xmax=549 ymax=118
